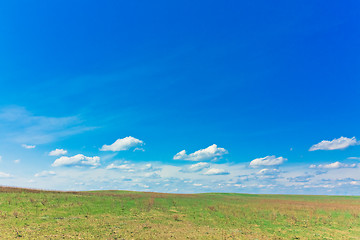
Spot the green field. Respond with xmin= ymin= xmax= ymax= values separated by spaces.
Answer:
xmin=0 ymin=187 xmax=359 ymax=239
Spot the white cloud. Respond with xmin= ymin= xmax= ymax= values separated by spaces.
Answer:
xmin=249 ymin=155 xmax=287 ymax=168
xmin=0 ymin=172 xmax=12 ymax=178
xmin=49 ymin=149 xmax=68 ymax=156
xmin=309 ymin=137 xmax=358 ymax=151
xmin=203 ymin=168 xmax=229 ymax=175
xmin=309 ymin=161 xmax=357 ymax=169
xmin=35 ymin=170 xmax=56 ymax=177
xmin=347 ymin=157 xmax=360 ymax=160
xmin=173 ymin=144 xmax=228 ymax=161
xmin=52 ymin=154 xmax=100 ymax=167
xmin=100 ymin=136 xmax=144 ymax=151
xmin=14 ymin=159 xmax=20 ymax=164
xmin=22 ymin=144 xmax=36 ymax=149
xmin=181 ymin=162 xmax=210 ymax=172
xmin=105 ymin=163 xmax=132 ymax=170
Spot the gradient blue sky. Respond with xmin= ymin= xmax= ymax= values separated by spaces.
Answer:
xmin=0 ymin=1 xmax=360 ymax=194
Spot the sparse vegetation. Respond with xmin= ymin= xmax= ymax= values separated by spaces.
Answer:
xmin=0 ymin=187 xmax=359 ymax=239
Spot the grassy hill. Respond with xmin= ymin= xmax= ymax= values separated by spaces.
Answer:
xmin=0 ymin=187 xmax=359 ymax=239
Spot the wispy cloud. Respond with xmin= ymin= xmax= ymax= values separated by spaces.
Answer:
xmin=144 ymin=172 xmax=161 ymax=179
xmin=133 ymin=147 xmax=145 ymax=152
xmin=173 ymin=144 xmax=228 ymax=161
xmin=249 ymin=155 xmax=287 ymax=168
xmin=309 ymin=161 xmax=357 ymax=169
xmin=255 ymin=168 xmax=282 ymax=179
xmin=0 ymin=106 xmax=95 ymax=144
xmin=181 ymin=162 xmax=210 ymax=173
xmin=287 ymin=174 xmax=314 ymax=182
xmin=22 ymin=144 xmax=36 ymax=149
xmin=0 ymin=172 xmax=13 ymax=178
xmin=256 ymin=168 xmax=280 ymax=176
xmin=100 ymin=136 xmax=144 ymax=152
xmin=309 ymin=137 xmax=358 ymax=151
xmin=142 ymin=163 xmax=161 ymax=171
xmin=35 ymin=170 xmax=56 ymax=177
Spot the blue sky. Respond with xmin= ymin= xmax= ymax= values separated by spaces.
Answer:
xmin=0 ymin=1 xmax=360 ymax=194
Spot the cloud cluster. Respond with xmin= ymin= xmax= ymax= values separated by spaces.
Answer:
xmin=100 ymin=136 xmax=144 ymax=151
xmin=173 ymin=144 xmax=228 ymax=161
xmin=52 ymin=154 xmax=100 ymax=167
xmin=309 ymin=161 xmax=357 ymax=169
xmin=5 ymin=107 xmax=360 ymax=194
xmin=309 ymin=137 xmax=358 ymax=151
xmin=249 ymin=155 xmax=287 ymax=168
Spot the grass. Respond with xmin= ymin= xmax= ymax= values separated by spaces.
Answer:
xmin=0 ymin=187 xmax=359 ymax=239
